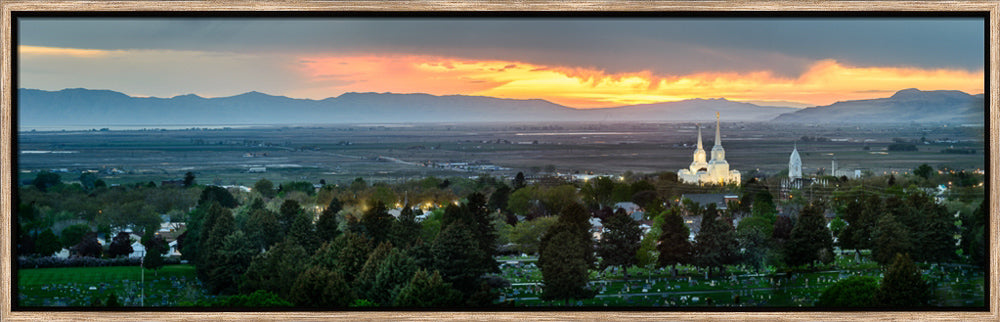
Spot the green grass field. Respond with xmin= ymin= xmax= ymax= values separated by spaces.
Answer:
xmin=18 ymin=265 xmax=208 ymax=307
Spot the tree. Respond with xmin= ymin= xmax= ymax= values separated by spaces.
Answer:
xmin=79 ymin=172 xmax=98 ymax=191
xmin=913 ymin=194 xmax=956 ymax=264
xmin=240 ymin=238 xmax=308 ymax=299
xmin=467 ymin=192 xmax=500 ymax=275
xmin=142 ymin=233 xmax=168 ymax=275
xmin=278 ymin=199 xmax=303 ymax=236
xmin=288 ymin=212 xmax=320 ymax=254
xmin=538 ymin=203 xmax=595 ymax=305
xmin=394 ymin=269 xmax=462 ymax=307
xmin=488 ymin=185 xmax=511 ymax=213
xmin=371 ymin=248 xmax=420 ymax=305
xmin=694 ymin=204 xmax=738 ymax=275
xmin=355 ymin=241 xmax=394 ymax=301
xmin=961 ymin=200 xmax=986 ymax=267
xmin=597 ymin=208 xmax=642 ymax=276
xmin=199 ymin=186 xmax=238 ymax=208
xmin=816 ymin=276 xmax=879 ymax=307
xmin=289 ymin=265 xmax=354 ymax=307
xmin=784 ymin=203 xmax=834 ymax=268
xmin=183 ymin=171 xmax=196 ymax=187
xmin=508 ymin=216 xmax=558 ymax=254
xmin=871 ymin=214 xmax=912 ymax=266
xmin=513 ymin=172 xmax=526 ymax=190
xmin=431 ymin=221 xmax=482 ymax=296
xmin=360 ymin=201 xmax=394 ymax=245
xmin=389 ymin=204 xmax=421 ymax=249
xmin=657 ymin=209 xmax=692 ymax=271
xmin=316 ymin=198 xmax=343 ymax=243
xmin=245 ymin=207 xmax=281 ymax=251
xmin=736 ymin=215 xmax=771 ymax=271
xmin=60 ymin=224 xmax=91 ymax=249
xmin=33 ymin=170 xmax=61 ymax=192
xmin=208 ymin=230 xmax=257 ymax=294
xmin=876 ymin=253 xmax=931 ymax=307
xmin=107 ymin=231 xmax=134 ymax=258
xmin=72 ymin=232 xmax=102 ymax=257
xmin=34 ymin=229 xmax=62 ymax=256
xmin=913 ymin=164 xmax=933 ymax=181
xmin=253 ymin=179 xmax=276 ymax=198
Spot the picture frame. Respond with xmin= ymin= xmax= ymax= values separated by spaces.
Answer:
xmin=1 ymin=0 xmax=997 ymax=320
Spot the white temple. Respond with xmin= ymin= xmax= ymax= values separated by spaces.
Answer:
xmin=678 ymin=112 xmax=741 ymax=186
xmin=788 ymin=144 xmax=802 ymax=179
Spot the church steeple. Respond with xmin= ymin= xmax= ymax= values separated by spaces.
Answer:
xmin=697 ymin=124 xmax=703 ymax=150
xmin=710 ymin=112 xmax=726 ymax=162
xmin=714 ymin=111 xmax=721 ymax=147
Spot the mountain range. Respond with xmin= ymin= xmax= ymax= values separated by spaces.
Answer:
xmin=17 ymin=88 xmax=984 ymax=127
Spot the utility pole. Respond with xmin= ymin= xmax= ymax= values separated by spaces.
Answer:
xmin=140 ymin=252 xmax=144 ymax=307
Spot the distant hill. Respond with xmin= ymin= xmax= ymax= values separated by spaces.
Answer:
xmin=18 ymin=88 xmax=803 ymax=127
xmin=772 ymin=88 xmax=985 ymax=124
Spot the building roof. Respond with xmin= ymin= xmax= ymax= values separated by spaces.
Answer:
xmin=681 ymin=193 xmax=738 ymax=210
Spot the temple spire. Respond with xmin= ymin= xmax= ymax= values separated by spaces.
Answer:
xmin=714 ymin=112 xmax=721 ymax=146
xmin=696 ymin=124 xmax=703 ymax=150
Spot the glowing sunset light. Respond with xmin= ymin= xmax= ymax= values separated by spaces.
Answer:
xmin=298 ymin=55 xmax=983 ymax=108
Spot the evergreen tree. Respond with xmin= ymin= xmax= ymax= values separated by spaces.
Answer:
xmin=394 ymin=269 xmax=462 ymax=307
xmin=203 ymin=206 xmax=236 ymax=293
xmin=784 ymin=203 xmax=834 ymax=268
xmin=355 ymin=241 xmax=394 ymax=302
xmin=316 ymin=198 xmax=343 ymax=243
xmin=597 ymin=208 xmax=642 ymax=276
xmin=512 ymin=172 xmax=526 ymax=190
xmin=657 ymin=208 xmax=692 ymax=271
xmin=872 ymin=214 xmax=912 ymax=266
xmin=694 ymin=204 xmax=738 ymax=275
xmin=431 ymin=221 xmax=482 ymax=296
xmin=183 ymin=171 xmax=196 ymax=187
xmin=142 ymin=232 xmax=168 ymax=274
xmin=360 ymin=201 xmax=394 ymax=244
xmin=245 ymin=207 xmax=281 ymax=251
xmin=467 ymin=193 xmax=500 ymax=274
xmin=389 ymin=204 xmax=421 ymax=249
xmin=371 ymin=248 xmax=420 ymax=305
xmin=912 ymin=193 xmax=956 ymax=264
xmin=289 ymin=265 xmax=354 ymax=307
xmin=240 ymin=238 xmax=308 ymax=299
xmin=288 ymin=212 xmax=320 ymax=254
xmin=876 ymin=253 xmax=931 ymax=307
xmin=278 ymin=199 xmax=303 ymax=236
xmin=208 ymin=230 xmax=257 ymax=294
xmin=538 ymin=203 xmax=595 ymax=305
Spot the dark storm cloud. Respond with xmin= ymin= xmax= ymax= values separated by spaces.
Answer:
xmin=18 ymin=17 xmax=985 ymax=77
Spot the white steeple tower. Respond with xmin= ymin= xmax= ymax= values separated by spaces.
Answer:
xmin=789 ymin=143 xmax=802 ymax=179
xmin=710 ymin=112 xmax=726 ymax=162
xmin=688 ymin=124 xmax=708 ymax=173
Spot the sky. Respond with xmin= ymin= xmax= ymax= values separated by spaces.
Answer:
xmin=18 ymin=17 xmax=986 ymax=108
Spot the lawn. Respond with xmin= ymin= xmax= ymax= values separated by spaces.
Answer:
xmin=18 ymin=264 xmax=210 ymax=307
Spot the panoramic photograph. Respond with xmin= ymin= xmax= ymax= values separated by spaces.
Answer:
xmin=12 ymin=16 xmax=987 ymax=310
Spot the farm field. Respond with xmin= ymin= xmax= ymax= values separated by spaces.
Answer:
xmin=17 ymin=122 xmax=986 ymax=187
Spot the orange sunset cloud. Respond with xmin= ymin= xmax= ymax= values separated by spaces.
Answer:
xmin=300 ymin=55 xmax=983 ymax=108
